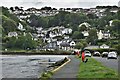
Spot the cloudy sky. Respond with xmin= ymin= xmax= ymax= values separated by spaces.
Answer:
xmin=0 ymin=0 xmax=119 ymax=9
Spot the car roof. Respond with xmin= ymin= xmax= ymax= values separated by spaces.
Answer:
xmin=94 ymin=51 xmax=100 ymax=53
xmin=84 ymin=50 xmax=90 ymax=52
xmin=109 ymin=52 xmax=117 ymax=53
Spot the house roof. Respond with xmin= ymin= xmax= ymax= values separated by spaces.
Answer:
xmin=60 ymin=42 xmax=70 ymax=47
xmin=100 ymin=44 xmax=109 ymax=47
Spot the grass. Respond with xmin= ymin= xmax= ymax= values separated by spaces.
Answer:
xmin=77 ymin=57 xmax=118 ymax=79
xmin=40 ymin=71 xmax=53 ymax=80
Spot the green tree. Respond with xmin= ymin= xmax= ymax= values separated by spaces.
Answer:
xmin=117 ymin=10 xmax=120 ymax=20
xmin=87 ymin=29 xmax=98 ymax=45
xmin=2 ymin=15 xmax=17 ymax=34
xmin=75 ymin=42 xmax=83 ymax=49
xmin=112 ymin=20 xmax=120 ymax=32
xmin=1 ymin=6 xmax=19 ymax=23
xmin=111 ymin=20 xmax=120 ymax=39
xmin=6 ymin=33 xmax=37 ymax=50
xmin=80 ymin=40 xmax=88 ymax=47
xmin=72 ymin=31 xmax=84 ymax=39
xmin=87 ymin=13 xmax=98 ymax=19
xmin=0 ymin=25 xmax=3 ymax=37
xmin=6 ymin=37 xmax=17 ymax=48
xmin=79 ymin=25 xmax=87 ymax=31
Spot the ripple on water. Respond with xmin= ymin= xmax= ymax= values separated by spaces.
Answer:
xmin=1 ymin=55 xmax=67 ymax=78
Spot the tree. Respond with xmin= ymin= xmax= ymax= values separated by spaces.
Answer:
xmin=29 ymin=14 xmax=39 ymax=27
xmin=75 ymin=40 xmax=88 ymax=49
xmin=0 ymin=25 xmax=3 ymax=35
xmin=41 ymin=6 xmax=52 ymax=11
xmin=2 ymin=6 xmax=19 ymax=21
xmin=72 ymin=31 xmax=84 ymax=39
xmin=52 ymin=8 xmax=57 ymax=10
xmin=79 ymin=25 xmax=87 ymax=31
xmin=6 ymin=37 xmax=17 ymax=48
xmin=17 ymin=33 xmax=37 ymax=49
xmin=6 ymin=33 xmax=37 ymax=50
xmin=112 ymin=20 xmax=120 ymax=32
xmin=117 ymin=10 xmax=120 ymax=20
xmin=10 ymin=7 xmax=14 ymax=11
xmin=80 ymin=40 xmax=88 ymax=47
xmin=75 ymin=42 xmax=83 ymax=49
xmin=87 ymin=29 xmax=98 ymax=45
xmin=15 ymin=6 xmax=19 ymax=10
xmin=111 ymin=20 xmax=120 ymax=38
xmin=87 ymin=13 xmax=98 ymax=19
xmin=2 ymin=15 xmax=17 ymax=34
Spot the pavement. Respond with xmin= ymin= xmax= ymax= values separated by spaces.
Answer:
xmin=51 ymin=55 xmax=119 ymax=80
xmin=51 ymin=55 xmax=80 ymax=79
xmin=93 ymin=56 xmax=118 ymax=71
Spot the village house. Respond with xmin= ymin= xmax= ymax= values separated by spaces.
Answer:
xmin=79 ymin=22 xmax=91 ymax=29
xmin=69 ymin=41 xmax=76 ymax=50
xmin=84 ymin=46 xmax=99 ymax=49
xmin=79 ymin=22 xmax=91 ymax=37
xmin=62 ymin=28 xmax=72 ymax=34
xmin=109 ymin=20 xmax=113 ymax=26
xmin=59 ymin=39 xmax=76 ymax=51
xmin=110 ymin=8 xmax=118 ymax=13
xmin=100 ymin=44 xmax=110 ymax=49
xmin=17 ymin=23 xmax=25 ymax=31
xmin=81 ymin=31 xmax=89 ymax=37
xmin=97 ymin=30 xmax=110 ymax=40
xmin=8 ymin=32 xmax=18 ymax=37
xmin=44 ymin=41 xmax=58 ymax=51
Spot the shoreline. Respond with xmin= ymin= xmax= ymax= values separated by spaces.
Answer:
xmin=40 ymin=57 xmax=71 ymax=79
xmin=1 ymin=51 xmax=72 ymax=55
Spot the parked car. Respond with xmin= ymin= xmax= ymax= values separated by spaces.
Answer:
xmin=107 ymin=51 xmax=117 ymax=59
xmin=101 ymin=52 xmax=108 ymax=57
xmin=93 ymin=51 xmax=100 ymax=56
xmin=84 ymin=51 xmax=91 ymax=57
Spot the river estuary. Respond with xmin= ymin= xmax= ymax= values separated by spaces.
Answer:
xmin=0 ymin=55 xmax=68 ymax=79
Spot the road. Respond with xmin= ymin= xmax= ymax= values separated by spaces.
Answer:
xmin=51 ymin=55 xmax=119 ymax=79
xmin=52 ymin=55 xmax=80 ymax=79
xmin=93 ymin=56 xmax=119 ymax=72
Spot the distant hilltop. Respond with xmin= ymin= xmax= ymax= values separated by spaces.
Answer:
xmin=3 ymin=5 xmax=119 ymax=11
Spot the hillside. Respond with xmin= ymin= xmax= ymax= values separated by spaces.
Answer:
xmin=1 ymin=7 xmax=32 ymax=36
xmin=1 ymin=6 xmax=120 ymax=52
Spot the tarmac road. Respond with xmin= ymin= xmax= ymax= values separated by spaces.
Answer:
xmin=52 ymin=55 xmax=80 ymax=79
xmin=93 ymin=56 xmax=119 ymax=72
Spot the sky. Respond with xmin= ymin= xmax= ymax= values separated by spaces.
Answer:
xmin=0 ymin=0 xmax=120 ymax=9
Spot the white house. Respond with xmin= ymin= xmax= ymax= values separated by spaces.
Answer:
xmin=84 ymin=46 xmax=99 ymax=49
xmin=100 ymin=44 xmax=109 ymax=49
xmin=82 ymin=31 xmax=89 ymax=37
xmin=62 ymin=28 xmax=72 ymax=34
xmin=97 ymin=30 xmax=103 ymax=40
xmin=64 ymin=36 xmax=69 ymax=39
xmin=97 ymin=30 xmax=110 ymax=40
xmin=109 ymin=20 xmax=113 ymax=26
xmin=103 ymin=32 xmax=110 ymax=39
xmin=70 ymin=41 xmax=76 ymax=47
xmin=8 ymin=32 xmax=18 ymax=37
xmin=79 ymin=22 xmax=91 ymax=28
xmin=17 ymin=23 xmax=25 ymax=31
xmin=110 ymin=9 xmax=118 ymax=13
xmin=60 ymin=42 xmax=70 ymax=51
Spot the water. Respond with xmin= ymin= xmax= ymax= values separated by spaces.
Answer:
xmin=0 ymin=55 xmax=68 ymax=78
